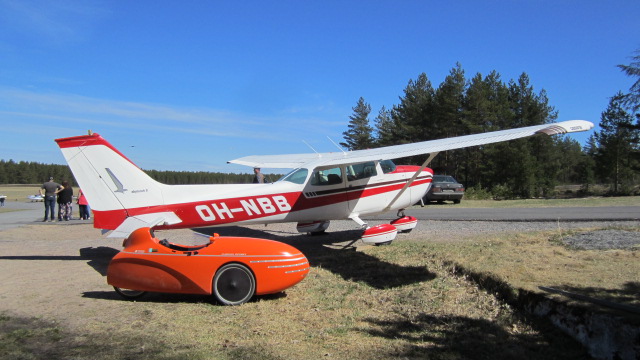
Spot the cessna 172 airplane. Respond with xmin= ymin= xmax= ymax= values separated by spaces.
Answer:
xmin=55 ymin=120 xmax=593 ymax=244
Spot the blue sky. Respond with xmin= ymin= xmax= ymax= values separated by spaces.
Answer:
xmin=1 ymin=1 xmax=638 ymax=174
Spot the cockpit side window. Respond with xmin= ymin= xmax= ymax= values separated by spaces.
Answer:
xmin=346 ymin=161 xmax=378 ymax=181
xmin=380 ymin=159 xmax=397 ymax=174
xmin=278 ymin=168 xmax=308 ymax=184
xmin=310 ymin=167 xmax=343 ymax=186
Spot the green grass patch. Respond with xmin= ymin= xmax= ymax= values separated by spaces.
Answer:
xmin=428 ymin=196 xmax=640 ymax=208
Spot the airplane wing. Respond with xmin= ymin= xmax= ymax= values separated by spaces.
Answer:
xmin=228 ymin=120 xmax=594 ymax=169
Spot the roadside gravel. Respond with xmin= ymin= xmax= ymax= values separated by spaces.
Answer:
xmin=561 ymin=229 xmax=640 ymax=250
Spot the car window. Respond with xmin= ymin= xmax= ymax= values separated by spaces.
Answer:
xmin=310 ymin=167 xmax=343 ymax=186
xmin=346 ymin=161 xmax=377 ymax=181
xmin=433 ymin=175 xmax=457 ymax=183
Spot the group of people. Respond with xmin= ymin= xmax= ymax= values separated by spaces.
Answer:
xmin=40 ymin=177 xmax=90 ymax=222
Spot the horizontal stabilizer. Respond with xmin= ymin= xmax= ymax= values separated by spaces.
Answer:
xmin=107 ymin=212 xmax=182 ymax=238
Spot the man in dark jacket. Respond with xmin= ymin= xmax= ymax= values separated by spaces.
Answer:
xmin=40 ymin=177 xmax=63 ymax=222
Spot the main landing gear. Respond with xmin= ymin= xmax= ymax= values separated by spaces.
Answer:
xmin=358 ymin=210 xmax=418 ymax=246
xmin=295 ymin=210 xmax=418 ymax=246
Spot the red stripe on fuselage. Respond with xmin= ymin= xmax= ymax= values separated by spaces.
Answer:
xmin=93 ymin=175 xmax=432 ymax=231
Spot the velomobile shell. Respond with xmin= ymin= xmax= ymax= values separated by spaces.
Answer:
xmin=107 ymin=227 xmax=309 ymax=296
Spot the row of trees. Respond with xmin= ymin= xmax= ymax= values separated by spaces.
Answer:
xmin=341 ymin=59 xmax=639 ymax=198
xmin=0 ymin=160 xmax=257 ymax=186
xmin=0 ymin=160 xmax=76 ymax=185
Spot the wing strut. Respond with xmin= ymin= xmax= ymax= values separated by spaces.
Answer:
xmin=384 ymin=152 xmax=439 ymax=211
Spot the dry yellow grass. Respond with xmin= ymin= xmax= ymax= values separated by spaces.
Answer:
xmin=1 ymin=226 xmax=603 ymax=359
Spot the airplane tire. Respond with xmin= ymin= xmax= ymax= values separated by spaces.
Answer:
xmin=374 ymin=241 xmax=393 ymax=246
xmin=213 ymin=263 xmax=256 ymax=306
xmin=114 ymin=286 xmax=146 ymax=299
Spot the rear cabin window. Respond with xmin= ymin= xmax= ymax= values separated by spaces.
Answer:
xmin=310 ymin=167 xmax=343 ymax=186
xmin=346 ymin=161 xmax=377 ymax=181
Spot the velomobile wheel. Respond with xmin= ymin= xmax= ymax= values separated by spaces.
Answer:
xmin=213 ymin=263 xmax=256 ymax=306
xmin=113 ymin=286 xmax=146 ymax=299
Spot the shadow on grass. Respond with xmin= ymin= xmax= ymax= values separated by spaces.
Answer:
xmin=0 ymin=246 xmax=118 ymax=276
xmin=196 ymin=225 xmax=436 ymax=289
xmin=0 ymin=312 xmax=196 ymax=360
xmin=360 ymin=312 xmax=589 ymax=359
xmin=82 ymin=288 xmax=287 ymax=305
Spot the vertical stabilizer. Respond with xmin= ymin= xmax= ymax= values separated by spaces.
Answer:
xmin=55 ymin=133 xmax=167 ymax=229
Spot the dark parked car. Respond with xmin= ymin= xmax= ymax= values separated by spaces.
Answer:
xmin=424 ymin=175 xmax=464 ymax=204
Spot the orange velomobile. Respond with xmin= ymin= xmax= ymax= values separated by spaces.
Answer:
xmin=107 ymin=227 xmax=310 ymax=305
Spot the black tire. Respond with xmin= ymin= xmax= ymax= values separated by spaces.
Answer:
xmin=453 ymin=199 xmax=461 ymax=204
xmin=213 ymin=263 xmax=256 ymax=306
xmin=113 ymin=286 xmax=146 ymax=299
xmin=374 ymin=240 xmax=393 ymax=246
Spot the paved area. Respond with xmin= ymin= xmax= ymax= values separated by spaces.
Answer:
xmin=0 ymin=201 xmax=92 ymax=231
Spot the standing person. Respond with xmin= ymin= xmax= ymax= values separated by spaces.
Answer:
xmin=253 ymin=167 xmax=265 ymax=183
xmin=57 ymin=181 xmax=73 ymax=221
xmin=77 ymin=189 xmax=90 ymax=220
xmin=40 ymin=177 xmax=63 ymax=222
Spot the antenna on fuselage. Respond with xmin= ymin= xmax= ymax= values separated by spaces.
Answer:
xmin=327 ymin=136 xmax=347 ymax=156
xmin=302 ymin=140 xmax=321 ymax=158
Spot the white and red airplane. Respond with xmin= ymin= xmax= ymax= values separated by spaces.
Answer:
xmin=55 ymin=120 xmax=593 ymax=244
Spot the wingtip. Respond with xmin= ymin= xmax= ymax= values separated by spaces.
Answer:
xmin=536 ymin=120 xmax=594 ymax=136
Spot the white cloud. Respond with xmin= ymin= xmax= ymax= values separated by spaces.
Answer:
xmin=0 ymin=87 xmax=339 ymax=143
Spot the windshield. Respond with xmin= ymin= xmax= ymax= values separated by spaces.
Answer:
xmin=380 ymin=159 xmax=396 ymax=174
xmin=277 ymin=168 xmax=308 ymax=184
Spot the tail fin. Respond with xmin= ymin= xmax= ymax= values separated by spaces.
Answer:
xmin=55 ymin=133 xmax=169 ymax=231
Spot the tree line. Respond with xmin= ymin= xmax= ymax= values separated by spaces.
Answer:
xmin=0 ymin=160 xmax=259 ymax=186
xmin=341 ymin=57 xmax=639 ymax=198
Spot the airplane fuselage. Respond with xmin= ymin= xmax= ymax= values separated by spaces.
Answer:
xmin=92 ymin=163 xmax=432 ymax=231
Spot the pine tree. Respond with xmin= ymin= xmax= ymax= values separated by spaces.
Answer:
xmin=340 ymin=97 xmax=374 ymax=150
xmin=617 ymin=48 xmax=640 ymax=113
xmin=594 ymin=92 xmax=640 ymax=193
xmin=391 ymin=73 xmax=435 ymax=143
xmin=432 ymin=63 xmax=467 ymax=175
xmin=373 ymin=106 xmax=395 ymax=147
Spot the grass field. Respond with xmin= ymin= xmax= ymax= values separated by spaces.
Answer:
xmin=0 ymin=185 xmax=43 ymax=202
xmin=452 ymin=197 xmax=640 ymax=208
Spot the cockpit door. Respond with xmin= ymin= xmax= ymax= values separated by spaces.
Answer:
xmin=345 ymin=161 xmax=382 ymax=213
xmin=301 ymin=166 xmax=349 ymax=219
